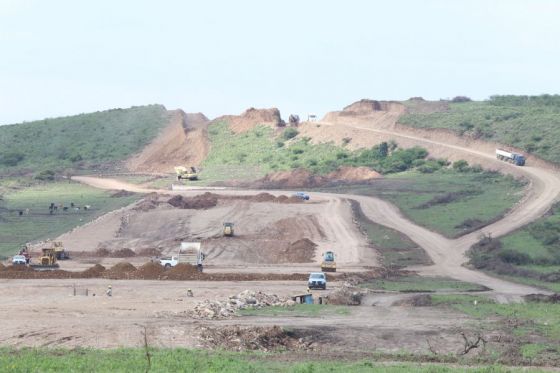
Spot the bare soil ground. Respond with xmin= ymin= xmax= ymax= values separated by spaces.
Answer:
xmin=0 ymin=278 xmax=474 ymax=353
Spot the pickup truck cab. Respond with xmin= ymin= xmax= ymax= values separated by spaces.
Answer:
xmin=12 ymin=255 xmax=27 ymax=265
xmin=308 ymin=272 xmax=327 ymax=290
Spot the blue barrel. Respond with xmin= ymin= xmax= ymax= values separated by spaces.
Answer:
xmin=304 ymin=294 xmax=313 ymax=304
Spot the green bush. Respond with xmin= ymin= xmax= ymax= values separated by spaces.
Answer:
xmin=498 ymin=249 xmax=533 ymax=265
xmin=282 ymin=128 xmax=299 ymax=140
xmin=34 ymin=170 xmax=55 ymax=181
xmin=0 ymin=151 xmax=25 ymax=166
xmin=452 ymin=159 xmax=469 ymax=172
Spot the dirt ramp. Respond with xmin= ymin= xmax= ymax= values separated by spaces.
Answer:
xmin=342 ymin=99 xmax=405 ymax=115
xmin=253 ymin=167 xmax=381 ymax=188
xmin=215 ymin=107 xmax=282 ymax=133
xmin=126 ymin=109 xmax=209 ymax=172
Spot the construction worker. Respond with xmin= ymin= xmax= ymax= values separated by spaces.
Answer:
xmin=186 ymin=289 xmax=193 ymax=297
xmin=106 ymin=285 xmax=112 ymax=297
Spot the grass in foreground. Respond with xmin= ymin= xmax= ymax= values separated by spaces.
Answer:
xmin=360 ymin=276 xmax=487 ymax=293
xmin=238 ymin=304 xmax=350 ymax=317
xmin=0 ymin=181 xmax=139 ymax=257
xmin=0 ymin=348 xmax=549 ymax=372
xmin=323 ymin=169 xmax=525 ymax=238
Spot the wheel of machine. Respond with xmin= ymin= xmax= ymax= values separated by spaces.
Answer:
xmin=165 ymin=263 xmax=171 ymax=268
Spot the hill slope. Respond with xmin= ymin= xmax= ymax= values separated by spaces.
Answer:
xmin=0 ymin=105 xmax=169 ymax=175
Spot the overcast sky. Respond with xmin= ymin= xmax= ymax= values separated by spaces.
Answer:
xmin=1 ymin=0 xmax=559 ymax=125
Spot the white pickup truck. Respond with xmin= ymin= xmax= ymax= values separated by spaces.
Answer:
xmin=160 ymin=242 xmax=205 ymax=271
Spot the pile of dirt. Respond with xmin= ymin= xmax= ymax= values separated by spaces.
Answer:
xmin=111 ymin=190 xmax=135 ymax=198
xmin=327 ymin=166 xmax=381 ymax=181
xmin=126 ymin=110 xmax=210 ymax=173
xmin=135 ymin=247 xmax=162 ymax=257
xmin=133 ymin=193 xmax=162 ymax=211
xmin=276 ymin=238 xmax=317 ymax=263
xmin=198 ymin=325 xmax=314 ymax=351
xmin=104 ymin=262 xmax=137 ymax=279
xmin=524 ymin=293 xmax=560 ymax=303
xmin=253 ymin=167 xmax=380 ymax=189
xmin=392 ymin=294 xmax=433 ymax=307
xmin=133 ymin=262 xmax=165 ymax=279
xmin=188 ymin=290 xmax=295 ymax=319
xmin=0 ymin=263 xmax=5 ymax=271
xmin=81 ymin=264 xmax=106 ymax=278
xmin=325 ymin=285 xmax=364 ymax=305
xmin=341 ymin=99 xmax=405 ymax=116
xmin=164 ymin=263 xmax=202 ymax=280
xmin=168 ymin=193 xmax=218 ymax=209
xmin=110 ymin=248 xmax=136 ymax=258
xmin=217 ymin=107 xmax=282 ymax=133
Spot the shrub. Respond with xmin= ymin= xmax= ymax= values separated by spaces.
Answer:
xmin=282 ymin=128 xmax=299 ymax=140
xmin=452 ymin=160 xmax=469 ymax=172
xmin=498 ymin=250 xmax=532 ymax=265
xmin=452 ymin=96 xmax=472 ymax=103
xmin=276 ymin=141 xmax=285 ymax=148
xmin=34 ymin=170 xmax=55 ymax=181
xmin=0 ymin=151 xmax=25 ymax=166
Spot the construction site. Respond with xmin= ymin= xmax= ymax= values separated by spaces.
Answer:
xmin=1 ymin=98 xmax=560 ymax=369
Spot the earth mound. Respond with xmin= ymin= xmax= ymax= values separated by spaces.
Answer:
xmin=134 ymin=262 xmax=165 ymax=279
xmin=341 ymin=99 xmax=405 ymax=115
xmin=168 ymin=193 xmax=218 ymax=209
xmin=253 ymin=167 xmax=381 ymax=188
xmin=81 ymin=264 xmax=106 ymax=278
xmin=217 ymin=107 xmax=282 ymax=133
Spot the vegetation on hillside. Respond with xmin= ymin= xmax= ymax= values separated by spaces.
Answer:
xmin=0 ymin=105 xmax=168 ymax=175
xmin=399 ymin=95 xmax=560 ymax=163
xmin=199 ymin=121 xmax=429 ymax=183
xmin=321 ymin=168 xmax=525 ymax=238
xmin=467 ymin=203 xmax=560 ymax=292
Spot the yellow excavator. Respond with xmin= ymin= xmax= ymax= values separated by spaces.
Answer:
xmin=321 ymin=251 xmax=336 ymax=272
xmin=30 ymin=247 xmax=59 ymax=269
xmin=174 ymin=166 xmax=198 ymax=181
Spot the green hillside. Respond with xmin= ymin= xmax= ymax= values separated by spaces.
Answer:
xmin=399 ymin=95 xmax=560 ymax=163
xmin=0 ymin=105 xmax=168 ymax=175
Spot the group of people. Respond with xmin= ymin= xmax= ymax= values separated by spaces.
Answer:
xmin=48 ymin=202 xmax=91 ymax=215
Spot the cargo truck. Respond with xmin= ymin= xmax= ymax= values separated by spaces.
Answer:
xmin=496 ymin=149 xmax=526 ymax=166
xmin=159 ymin=242 xmax=206 ymax=271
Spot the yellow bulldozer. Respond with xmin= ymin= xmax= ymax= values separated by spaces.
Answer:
xmin=30 ymin=247 xmax=59 ymax=269
xmin=223 ymin=222 xmax=234 ymax=237
xmin=174 ymin=166 xmax=198 ymax=181
xmin=321 ymin=251 xmax=336 ymax=272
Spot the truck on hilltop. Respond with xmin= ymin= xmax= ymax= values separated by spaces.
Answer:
xmin=496 ymin=149 xmax=526 ymax=166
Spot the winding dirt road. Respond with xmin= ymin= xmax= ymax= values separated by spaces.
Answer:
xmin=72 ymin=122 xmax=560 ymax=295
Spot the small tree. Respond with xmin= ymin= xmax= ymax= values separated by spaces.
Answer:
xmin=378 ymin=142 xmax=389 ymax=158
xmin=452 ymin=160 xmax=469 ymax=172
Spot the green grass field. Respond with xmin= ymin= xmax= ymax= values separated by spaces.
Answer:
xmin=467 ymin=204 xmax=560 ymax=292
xmin=322 ymin=169 xmax=525 ymax=238
xmin=0 ymin=105 xmax=168 ymax=174
xmin=360 ymin=276 xmax=486 ymax=292
xmin=349 ymin=200 xmax=431 ymax=267
xmin=399 ymin=95 xmax=560 ymax=164
xmin=238 ymin=304 xmax=350 ymax=317
xmin=0 ymin=181 xmax=138 ymax=257
xmin=0 ymin=348 xmax=549 ymax=372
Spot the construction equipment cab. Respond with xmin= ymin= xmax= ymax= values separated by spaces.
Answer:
xmin=174 ymin=166 xmax=198 ymax=181
xmin=321 ymin=251 xmax=336 ymax=272
xmin=223 ymin=222 xmax=234 ymax=237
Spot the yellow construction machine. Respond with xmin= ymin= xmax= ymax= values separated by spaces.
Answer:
xmin=320 ymin=251 xmax=336 ymax=272
xmin=30 ymin=247 xmax=59 ymax=269
xmin=174 ymin=166 xmax=198 ymax=181
xmin=223 ymin=222 xmax=234 ymax=237
xmin=52 ymin=241 xmax=70 ymax=260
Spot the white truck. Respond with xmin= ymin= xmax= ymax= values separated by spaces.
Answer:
xmin=496 ymin=149 xmax=526 ymax=166
xmin=159 ymin=242 xmax=206 ymax=271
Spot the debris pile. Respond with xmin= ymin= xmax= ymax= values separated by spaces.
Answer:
xmin=188 ymin=290 xmax=296 ymax=319
xmin=199 ymin=325 xmax=314 ymax=351
xmin=133 ymin=262 xmax=165 ymax=279
xmin=81 ymin=264 xmax=106 ymax=278
xmin=326 ymin=285 xmax=364 ymax=305
xmin=392 ymin=294 xmax=433 ymax=307
xmin=104 ymin=262 xmax=137 ymax=279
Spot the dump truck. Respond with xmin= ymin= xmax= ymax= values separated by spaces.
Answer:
xmin=51 ymin=241 xmax=70 ymax=260
xmin=496 ymin=149 xmax=526 ymax=166
xmin=30 ymin=247 xmax=59 ymax=270
xmin=159 ymin=242 xmax=206 ymax=271
xmin=174 ymin=166 xmax=198 ymax=181
xmin=320 ymin=251 xmax=336 ymax=272
xmin=223 ymin=222 xmax=234 ymax=237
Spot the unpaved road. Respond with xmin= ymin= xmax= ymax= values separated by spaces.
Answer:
xmin=72 ymin=118 xmax=560 ymax=296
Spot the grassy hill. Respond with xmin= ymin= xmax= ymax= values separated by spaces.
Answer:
xmin=399 ymin=95 xmax=560 ymax=163
xmin=0 ymin=105 xmax=168 ymax=175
